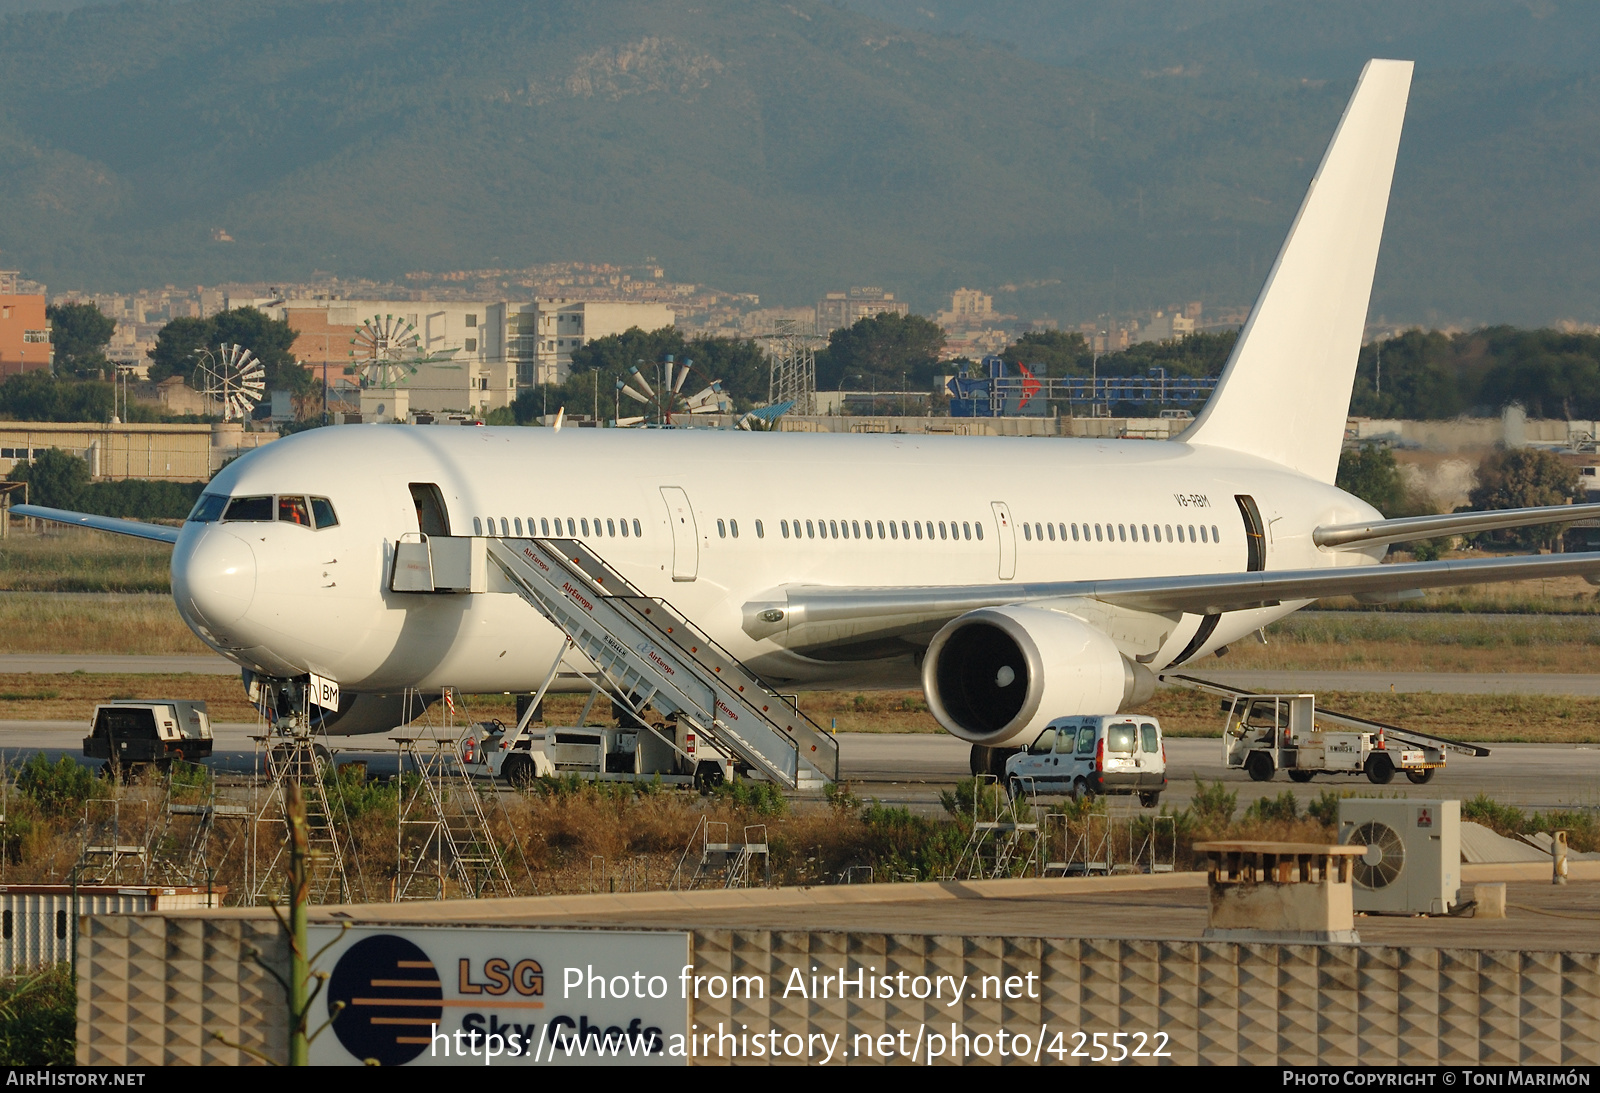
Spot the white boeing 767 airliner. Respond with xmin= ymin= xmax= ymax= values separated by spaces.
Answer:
xmin=21 ymin=60 xmax=1600 ymax=773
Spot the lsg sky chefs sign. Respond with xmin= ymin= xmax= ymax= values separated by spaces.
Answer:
xmin=307 ymin=927 xmax=689 ymax=1066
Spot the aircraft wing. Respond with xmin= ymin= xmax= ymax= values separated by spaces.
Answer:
xmin=10 ymin=504 xmax=181 ymax=545
xmin=1314 ymin=502 xmax=1600 ymax=549
xmin=757 ymin=549 xmax=1600 ymax=653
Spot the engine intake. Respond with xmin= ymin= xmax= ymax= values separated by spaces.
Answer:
xmin=922 ymin=606 xmax=1155 ymax=747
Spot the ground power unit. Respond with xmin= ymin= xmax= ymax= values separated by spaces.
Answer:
xmin=1337 ymin=798 xmax=1461 ymax=915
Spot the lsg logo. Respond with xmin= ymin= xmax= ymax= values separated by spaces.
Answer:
xmin=458 ymin=957 xmax=545 ymax=996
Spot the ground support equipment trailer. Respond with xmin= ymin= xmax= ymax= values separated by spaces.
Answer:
xmin=83 ymin=700 xmax=213 ymax=770
xmin=1161 ymin=673 xmax=1489 ymax=785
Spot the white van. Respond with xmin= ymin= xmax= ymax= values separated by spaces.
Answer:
xmin=1003 ymin=715 xmax=1167 ymax=807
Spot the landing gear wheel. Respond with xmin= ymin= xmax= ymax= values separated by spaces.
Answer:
xmin=694 ymin=761 xmax=726 ymax=793
xmin=1405 ymin=767 xmax=1436 ymax=785
xmin=1138 ymin=791 xmax=1162 ymax=808
xmin=969 ymin=746 xmax=991 ymax=777
xmin=1288 ymin=769 xmax=1316 ymax=783
xmin=501 ymin=753 xmax=536 ymax=788
xmin=1364 ymin=753 xmax=1396 ymax=785
xmin=1245 ymin=751 xmax=1275 ymax=783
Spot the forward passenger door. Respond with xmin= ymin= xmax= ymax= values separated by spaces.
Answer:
xmin=660 ymin=486 xmax=698 ymax=582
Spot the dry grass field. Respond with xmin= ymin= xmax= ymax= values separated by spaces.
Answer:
xmin=0 ymin=530 xmax=1591 ymax=741
xmin=0 ymin=594 xmax=209 ymax=655
xmin=0 ymin=527 xmax=173 ymax=593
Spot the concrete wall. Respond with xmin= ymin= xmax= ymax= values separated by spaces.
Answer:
xmin=78 ymin=914 xmax=1600 ymax=1066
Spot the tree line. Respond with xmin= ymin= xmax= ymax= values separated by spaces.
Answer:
xmin=27 ymin=301 xmax=1600 ymax=425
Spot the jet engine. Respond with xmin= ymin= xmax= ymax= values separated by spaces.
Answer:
xmin=312 ymin=691 xmax=436 ymax=736
xmin=922 ymin=606 xmax=1155 ymax=751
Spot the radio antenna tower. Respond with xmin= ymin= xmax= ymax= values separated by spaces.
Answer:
xmin=758 ymin=318 xmax=820 ymax=416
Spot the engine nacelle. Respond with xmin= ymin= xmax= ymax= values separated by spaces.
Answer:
xmin=922 ymin=606 xmax=1155 ymax=748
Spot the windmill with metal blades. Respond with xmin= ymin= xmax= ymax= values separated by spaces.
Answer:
xmin=349 ymin=314 xmax=426 ymax=389
xmin=193 ymin=343 xmax=267 ymax=421
xmin=613 ymin=355 xmax=728 ymax=426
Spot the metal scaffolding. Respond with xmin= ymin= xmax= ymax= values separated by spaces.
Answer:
xmin=393 ymin=689 xmax=528 ymax=901
xmin=759 ymin=318 xmax=821 ymax=416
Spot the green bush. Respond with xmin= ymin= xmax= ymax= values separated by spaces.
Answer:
xmin=712 ymin=779 xmax=788 ymax=817
xmin=1463 ymin=792 xmax=1527 ymax=833
xmin=939 ymin=776 xmax=1007 ymax=818
xmin=1187 ymin=777 xmax=1238 ymax=827
xmin=0 ymin=964 xmax=75 ymax=1065
xmin=15 ymin=753 xmax=97 ymax=817
xmin=325 ymin=762 xmax=398 ymax=822
xmin=1243 ymin=790 xmax=1299 ymax=824
xmin=1307 ymin=790 xmax=1348 ymax=827
xmin=854 ymin=802 xmax=968 ymax=881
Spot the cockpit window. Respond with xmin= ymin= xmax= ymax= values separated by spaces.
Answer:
xmin=311 ymin=497 xmax=337 ymax=529
xmin=223 ymin=496 xmax=273 ymax=522
xmin=188 ymin=493 xmax=228 ymax=523
xmin=278 ymin=496 xmax=311 ymax=527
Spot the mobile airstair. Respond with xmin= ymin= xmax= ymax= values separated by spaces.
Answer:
xmin=392 ymin=535 xmax=838 ymax=790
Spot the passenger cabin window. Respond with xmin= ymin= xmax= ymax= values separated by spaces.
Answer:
xmin=1107 ymin=724 xmax=1137 ymax=754
xmin=278 ymin=496 xmax=311 ymax=527
xmin=188 ymin=493 xmax=228 ymax=522
xmin=223 ymin=496 xmax=272 ymax=522
xmin=409 ymin=484 xmax=451 ymax=537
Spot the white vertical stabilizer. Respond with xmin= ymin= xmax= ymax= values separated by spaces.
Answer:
xmin=1181 ymin=59 xmax=1413 ymax=483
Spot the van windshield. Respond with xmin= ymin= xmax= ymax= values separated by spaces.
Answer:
xmin=1107 ymin=724 xmax=1137 ymax=754
xmin=1028 ymin=728 xmax=1057 ymax=755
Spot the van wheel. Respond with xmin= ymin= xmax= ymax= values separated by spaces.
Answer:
xmin=1007 ymin=776 xmax=1025 ymax=801
xmin=1245 ymin=751 xmax=1275 ymax=782
xmin=1364 ymin=753 xmax=1395 ymax=785
xmin=1288 ymin=769 xmax=1315 ymax=783
xmin=1071 ymin=778 xmax=1089 ymax=803
xmin=1138 ymin=791 xmax=1161 ymax=808
xmin=1405 ymin=767 xmax=1435 ymax=785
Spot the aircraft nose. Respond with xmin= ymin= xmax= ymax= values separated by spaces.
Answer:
xmin=174 ymin=527 xmax=258 ymax=627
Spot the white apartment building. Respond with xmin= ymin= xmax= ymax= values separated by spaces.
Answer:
xmin=523 ymin=299 xmax=675 ymax=385
xmin=256 ymin=297 xmax=673 ymax=412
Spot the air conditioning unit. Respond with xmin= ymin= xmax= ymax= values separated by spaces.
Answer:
xmin=1338 ymin=798 xmax=1461 ymax=915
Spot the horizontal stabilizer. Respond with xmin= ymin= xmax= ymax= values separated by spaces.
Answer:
xmin=1315 ymin=502 xmax=1600 ymax=549
xmin=11 ymin=504 xmax=181 ymax=544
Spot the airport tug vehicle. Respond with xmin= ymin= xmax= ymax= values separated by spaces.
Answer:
xmin=1164 ymin=674 xmax=1489 ymax=785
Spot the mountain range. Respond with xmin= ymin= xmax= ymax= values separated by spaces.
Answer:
xmin=1 ymin=0 xmax=1599 ymax=325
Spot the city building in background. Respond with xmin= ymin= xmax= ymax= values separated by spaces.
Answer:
xmin=0 ymin=270 xmax=52 ymax=378
xmin=815 ymin=286 xmax=909 ymax=332
xmin=248 ymin=296 xmax=673 ymax=414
